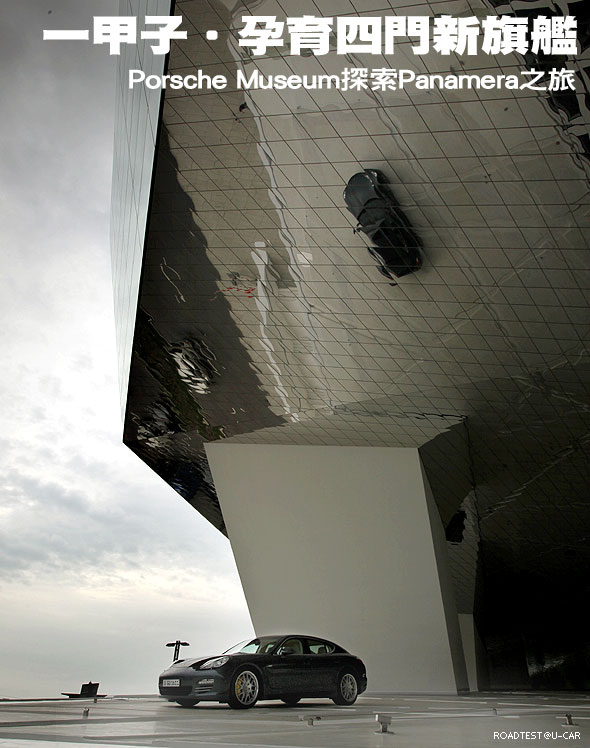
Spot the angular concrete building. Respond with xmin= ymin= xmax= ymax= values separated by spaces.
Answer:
xmin=112 ymin=0 xmax=590 ymax=692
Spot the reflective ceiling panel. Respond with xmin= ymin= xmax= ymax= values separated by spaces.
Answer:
xmin=118 ymin=0 xmax=590 ymax=688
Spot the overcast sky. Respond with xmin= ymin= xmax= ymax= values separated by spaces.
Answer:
xmin=0 ymin=1 xmax=253 ymax=698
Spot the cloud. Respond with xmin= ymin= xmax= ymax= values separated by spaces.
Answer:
xmin=0 ymin=572 xmax=252 ymax=699
xmin=0 ymin=0 xmax=253 ymax=699
xmin=0 ymin=444 xmax=242 ymax=584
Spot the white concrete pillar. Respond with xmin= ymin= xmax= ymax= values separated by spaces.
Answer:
xmin=205 ymin=443 xmax=468 ymax=693
xmin=459 ymin=614 xmax=479 ymax=691
xmin=459 ymin=613 xmax=489 ymax=692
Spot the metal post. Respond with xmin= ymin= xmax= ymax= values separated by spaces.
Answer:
xmin=166 ymin=640 xmax=190 ymax=662
xmin=299 ymin=715 xmax=321 ymax=726
xmin=375 ymin=714 xmax=393 ymax=734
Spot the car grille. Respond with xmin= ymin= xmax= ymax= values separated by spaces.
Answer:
xmin=159 ymin=686 xmax=192 ymax=697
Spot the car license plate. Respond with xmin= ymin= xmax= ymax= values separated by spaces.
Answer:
xmin=162 ymin=679 xmax=180 ymax=687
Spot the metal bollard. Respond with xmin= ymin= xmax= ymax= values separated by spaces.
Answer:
xmin=375 ymin=714 xmax=393 ymax=734
xmin=563 ymin=713 xmax=578 ymax=726
xmin=299 ymin=714 xmax=321 ymax=726
xmin=82 ymin=708 xmax=89 ymax=719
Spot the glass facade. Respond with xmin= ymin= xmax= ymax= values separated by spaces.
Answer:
xmin=110 ymin=0 xmax=172 ymax=411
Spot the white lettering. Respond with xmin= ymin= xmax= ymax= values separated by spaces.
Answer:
xmin=237 ymin=69 xmax=259 ymax=89
xmin=128 ymin=69 xmax=227 ymax=90
xmin=398 ymin=70 xmax=416 ymax=87
xmin=129 ymin=69 xmax=146 ymax=87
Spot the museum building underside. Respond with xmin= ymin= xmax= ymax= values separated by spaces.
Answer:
xmin=113 ymin=0 xmax=590 ymax=691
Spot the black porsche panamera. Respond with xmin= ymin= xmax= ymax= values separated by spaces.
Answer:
xmin=159 ymin=634 xmax=367 ymax=709
xmin=344 ymin=168 xmax=423 ymax=279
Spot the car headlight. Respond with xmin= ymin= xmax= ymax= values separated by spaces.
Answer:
xmin=200 ymin=656 xmax=229 ymax=669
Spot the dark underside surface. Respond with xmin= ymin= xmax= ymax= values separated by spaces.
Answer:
xmin=121 ymin=0 xmax=590 ymax=691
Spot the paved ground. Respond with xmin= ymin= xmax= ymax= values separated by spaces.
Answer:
xmin=0 ymin=693 xmax=589 ymax=748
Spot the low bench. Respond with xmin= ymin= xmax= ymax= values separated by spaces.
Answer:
xmin=61 ymin=682 xmax=105 ymax=699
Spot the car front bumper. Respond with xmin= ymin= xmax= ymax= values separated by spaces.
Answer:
xmin=159 ymin=668 xmax=231 ymax=702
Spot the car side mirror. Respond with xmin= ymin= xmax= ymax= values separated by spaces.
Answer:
xmin=279 ymin=647 xmax=295 ymax=655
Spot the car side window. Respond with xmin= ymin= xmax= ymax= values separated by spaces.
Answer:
xmin=239 ymin=641 xmax=260 ymax=653
xmin=306 ymin=639 xmax=335 ymax=654
xmin=277 ymin=638 xmax=304 ymax=654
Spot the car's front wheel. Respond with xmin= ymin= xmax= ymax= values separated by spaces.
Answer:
xmin=228 ymin=668 xmax=260 ymax=709
xmin=175 ymin=699 xmax=199 ymax=707
xmin=332 ymin=671 xmax=358 ymax=705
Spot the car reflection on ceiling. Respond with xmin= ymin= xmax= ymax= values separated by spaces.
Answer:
xmin=344 ymin=169 xmax=423 ymax=280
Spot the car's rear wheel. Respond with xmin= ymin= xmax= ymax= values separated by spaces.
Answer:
xmin=281 ymin=697 xmax=301 ymax=706
xmin=228 ymin=668 xmax=260 ymax=709
xmin=176 ymin=699 xmax=199 ymax=707
xmin=332 ymin=671 xmax=359 ymax=705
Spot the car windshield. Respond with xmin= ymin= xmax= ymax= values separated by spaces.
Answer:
xmin=223 ymin=636 xmax=281 ymax=655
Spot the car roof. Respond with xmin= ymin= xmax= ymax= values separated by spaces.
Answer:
xmin=269 ymin=634 xmax=336 ymax=642
xmin=267 ymin=634 xmax=347 ymax=650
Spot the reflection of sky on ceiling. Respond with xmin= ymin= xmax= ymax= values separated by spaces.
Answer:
xmin=115 ymin=0 xmax=590 ymax=685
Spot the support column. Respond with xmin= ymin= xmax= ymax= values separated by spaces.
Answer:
xmin=205 ymin=443 xmax=468 ymax=693
xmin=459 ymin=613 xmax=489 ymax=691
